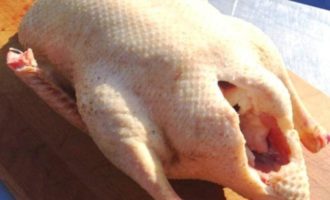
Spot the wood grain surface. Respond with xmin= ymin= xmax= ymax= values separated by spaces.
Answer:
xmin=0 ymin=1 xmax=329 ymax=200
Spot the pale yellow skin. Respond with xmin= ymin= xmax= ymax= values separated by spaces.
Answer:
xmin=9 ymin=0 xmax=329 ymax=199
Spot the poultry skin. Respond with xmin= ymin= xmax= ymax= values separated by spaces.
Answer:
xmin=6 ymin=0 xmax=329 ymax=199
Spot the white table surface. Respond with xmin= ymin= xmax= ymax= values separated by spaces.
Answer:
xmin=210 ymin=0 xmax=330 ymax=96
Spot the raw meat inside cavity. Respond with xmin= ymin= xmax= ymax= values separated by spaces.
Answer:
xmin=218 ymin=81 xmax=290 ymax=176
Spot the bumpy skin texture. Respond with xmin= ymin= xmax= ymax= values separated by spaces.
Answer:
xmin=9 ymin=0 xmax=329 ymax=199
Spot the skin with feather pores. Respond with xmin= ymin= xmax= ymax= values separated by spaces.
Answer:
xmin=6 ymin=0 xmax=329 ymax=199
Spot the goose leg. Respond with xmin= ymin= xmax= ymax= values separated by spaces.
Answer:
xmin=75 ymin=78 xmax=181 ymax=200
xmin=281 ymin=73 xmax=329 ymax=153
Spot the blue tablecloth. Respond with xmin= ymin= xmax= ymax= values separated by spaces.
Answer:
xmin=292 ymin=0 xmax=330 ymax=9
xmin=0 ymin=182 xmax=13 ymax=200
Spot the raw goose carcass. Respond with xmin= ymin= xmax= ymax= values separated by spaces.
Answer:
xmin=6 ymin=0 xmax=329 ymax=199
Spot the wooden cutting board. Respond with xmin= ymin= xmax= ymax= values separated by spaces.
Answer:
xmin=0 ymin=1 xmax=329 ymax=200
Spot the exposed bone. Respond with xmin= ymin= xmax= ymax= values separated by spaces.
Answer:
xmin=240 ymin=113 xmax=269 ymax=154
